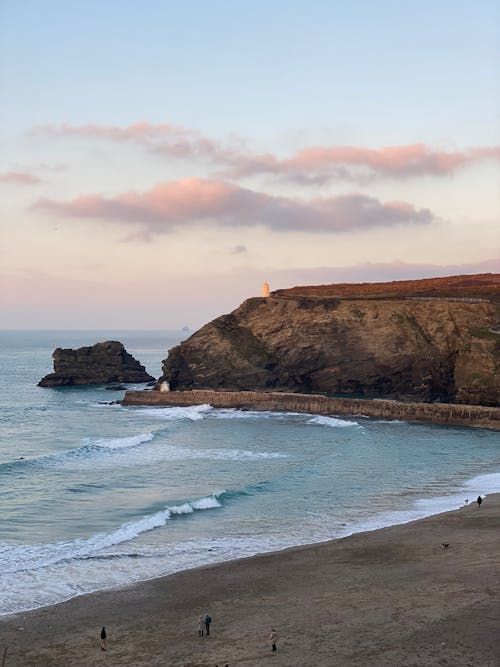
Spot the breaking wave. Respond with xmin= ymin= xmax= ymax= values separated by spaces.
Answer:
xmin=306 ymin=415 xmax=359 ymax=428
xmin=0 ymin=493 xmax=224 ymax=576
xmin=134 ymin=404 xmax=359 ymax=428
xmin=134 ymin=404 xmax=212 ymax=420
xmin=89 ymin=432 xmax=155 ymax=450
xmin=0 ymin=432 xmax=158 ymax=473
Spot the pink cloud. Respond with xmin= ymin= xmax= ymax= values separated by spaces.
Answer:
xmin=226 ymin=144 xmax=500 ymax=181
xmin=33 ymin=122 xmax=500 ymax=182
xmin=32 ymin=120 xmax=195 ymax=142
xmin=288 ymin=144 xmax=466 ymax=173
xmin=0 ymin=171 xmax=42 ymax=185
xmin=33 ymin=121 xmax=225 ymax=163
xmin=33 ymin=177 xmax=433 ymax=235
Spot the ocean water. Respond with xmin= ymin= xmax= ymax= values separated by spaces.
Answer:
xmin=1 ymin=330 xmax=500 ymax=617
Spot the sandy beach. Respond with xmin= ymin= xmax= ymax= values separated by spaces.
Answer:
xmin=1 ymin=496 xmax=499 ymax=666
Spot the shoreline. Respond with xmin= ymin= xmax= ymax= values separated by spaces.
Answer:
xmin=0 ymin=465 xmax=495 ymax=619
xmin=123 ymin=389 xmax=500 ymax=430
xmin=1 ymin=496 xmax=500 ymax=665
xmin=0 ymin=466 xmax=494 ymax=619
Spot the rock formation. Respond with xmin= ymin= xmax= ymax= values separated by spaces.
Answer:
xmin=159 ymin=275 xmax=500 ymax=406
xmin=38 ymin=341 xmax=155 ymax=387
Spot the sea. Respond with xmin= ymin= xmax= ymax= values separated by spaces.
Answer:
xmin=1 ymin=329 xmax=500 ymax=617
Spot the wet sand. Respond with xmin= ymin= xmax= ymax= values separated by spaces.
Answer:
xmin=1 ymin=496 xmax=499 ymax=666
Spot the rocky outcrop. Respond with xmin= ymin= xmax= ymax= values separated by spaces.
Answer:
xmin=160 ymin=276 xmax=500 ymax=406
xmin=38 ymin=341 xmax=155 ymax=387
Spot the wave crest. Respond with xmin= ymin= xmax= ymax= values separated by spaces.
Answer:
xmin=91 ymin=432 xmax=154 ymax=450
xmin=307 ymin=415 xmax=359 ymax=427
xmin=0 ymin=493 xmax=224 ymax=576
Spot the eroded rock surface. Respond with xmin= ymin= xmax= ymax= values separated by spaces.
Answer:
xmin=160 ymin=276 xmax=500 ymax=406
xmin=38 ymin=341 xmax=155 ymax=387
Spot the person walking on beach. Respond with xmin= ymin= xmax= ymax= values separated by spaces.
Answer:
xmin=100 ymin=626 xmax=107 ymax=651
xmin=477 ymin=495 xmax=483 ymax=508
xmin=197 ymin=615 xmax=205 ymax=637
xmin=205 ymin=613 xmax=212 ymax=636
xmin=269 ymin=627 xmax=279 ymax=652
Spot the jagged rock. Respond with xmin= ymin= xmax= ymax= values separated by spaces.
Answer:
xmin=38 ymin=341 xmax=155 ymax=387
xmin=160 ymin=275 xmax=500 ymax=406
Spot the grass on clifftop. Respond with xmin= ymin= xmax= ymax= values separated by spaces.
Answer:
xmin=274 ymin=273 xmax=500 ymax=300
xmin=470 ymin=327 xmax=500 ymax=340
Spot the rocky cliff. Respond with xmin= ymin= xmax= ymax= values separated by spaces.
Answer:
xmin=38 ymin=341 xmax=155 ymax=387
xmin=160 ymin=275 xmax=500 ymax=406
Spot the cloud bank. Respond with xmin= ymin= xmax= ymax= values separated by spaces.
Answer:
xmin=224 ymin=144 xmax=500 ymax=183
xmin=0 ymin=171 xmax=42 ymax=185
xmin=34 ymin=122 xmax=500 ymax=182
xmin=34 ymin=177 xmax=434 ymax=235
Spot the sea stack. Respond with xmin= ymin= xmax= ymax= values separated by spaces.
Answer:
xmin=38 ymin=341 xmax=155 ymax=387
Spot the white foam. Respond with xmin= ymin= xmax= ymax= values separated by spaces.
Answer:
xmin=43 ymin=443 xmax=287 ymax=471
xmin=150 ymin=445 xmax=287 ymax=462
xmin=335 ymin=470 xmax=500 ymax=541
xmin=306 ymin=415 xmax=359 ymax=428
xmin=134 ymin=405 xmax=359 ymax=428
xmin=135 ymin=405 xmax=212 ymax=420
xmin=92 ymin=432 xmax=154 ymax=450
xmin=411 ymin=472 xmax=500 ymax=515
xmin=0 ymin=493 xmax=224 ymax=577
xmin=462 ymin=471 xmax=500 ymax=495
xmin=3 ymin=467 xmax=500 ymax=617
xmin=169 ymin=503 xmax=195 ymax=515
xmin=0 ymin=531 xmax=295 ymax=617
xmin=89 ymin=401 xmax=123 ymax=409
xmin=29 ymin=431 xmax=158 ymax=469
xmin=414 ymin=493 xmax=467 ymax=514
xmin=203 ymin=448 xmax=287 ymax=460
xmin=372 ymin=419 xmax=405 ymax=424
xmin=191 ymin=496 xmax=222 ymax=510
xmin=209 ymin=409 xmax=298 ymax=420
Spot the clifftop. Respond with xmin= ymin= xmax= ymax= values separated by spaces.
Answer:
xmin=160 ymin=274 xmax=500 ymax=407
xmin=273 ymin=273 xmax=500 ymax=300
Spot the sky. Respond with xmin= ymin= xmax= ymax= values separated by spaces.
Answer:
xmin=1 ymin=0 xmax=499 ymax=329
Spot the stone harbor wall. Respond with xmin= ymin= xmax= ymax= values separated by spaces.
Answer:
xmin=122 ymin=389 xmax=500 ymax=430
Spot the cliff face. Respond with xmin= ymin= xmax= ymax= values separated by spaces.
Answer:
xmin=38 ymin=341 xmax=155 ymax=387
xmin=161 ymin=295 xmax=500 ymax=406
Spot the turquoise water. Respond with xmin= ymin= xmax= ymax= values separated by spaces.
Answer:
xmin=1 ymin=330 xmax=499 ymax=616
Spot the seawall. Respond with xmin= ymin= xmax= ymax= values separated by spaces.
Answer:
xmin=122 ymin=390 xmax=500 ymax=430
